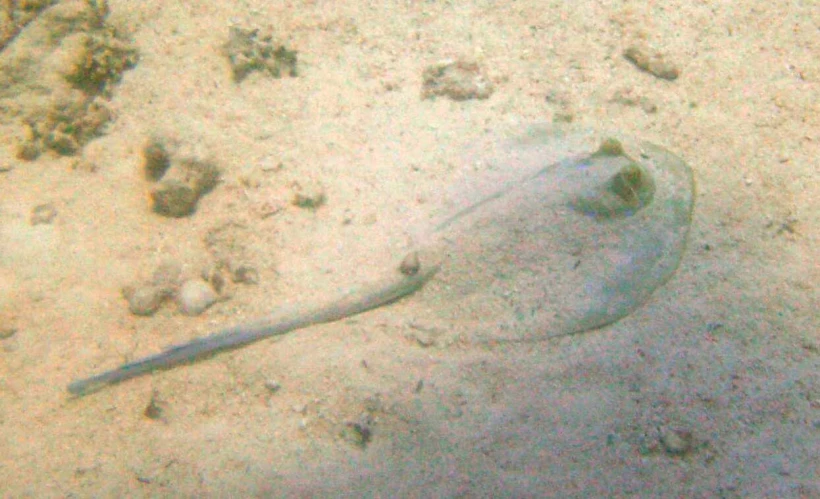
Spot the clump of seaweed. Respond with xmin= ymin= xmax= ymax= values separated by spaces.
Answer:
xmin=0 ymin=0 xmax=138 ymax=159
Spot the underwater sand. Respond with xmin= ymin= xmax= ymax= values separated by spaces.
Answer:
xmin=0 ymin=1 xmax=817 ymax=496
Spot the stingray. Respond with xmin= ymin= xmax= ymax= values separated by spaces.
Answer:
xmin=67 ymin=124 xmax=694 ymax=396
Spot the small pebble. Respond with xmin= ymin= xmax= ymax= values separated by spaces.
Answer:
xmin=410 ymin=330 xmax=435 ymax=347
xmin=342 ymin=413 xmax=374 ymax=448
xmin=660 ymin=426 xmax=694 ymax=455
xmin=290 ymin=180 xmax=326 ymax=210
xmin=623 ymin=44 xmax=680 ymax=81
xmin=143 ymin=390 xmax=167 ymax=421
xmin=232 ymin=263 xmax=259 ymax=284
xmin=122 ymin=285 xmax=168 ymax=316
xmin=143 ymin=138 xmax=171 ymax=181
xmin=151 ymin=181 xmax=199 ymax=218
xmin=149 ymin=154 xmax=221 ymax=218
xmin=176 ymin=279 xmax=218 ymax=316
xmin=610 ymin=87 xmax=658 ymax=113
xmin=30 ymin=203 xmax=57 ymax=225
xmin=70 ymin=158 xmax=98 ymax=173
xmin=421 ymin=59 xmax=494 ymax=101
xmin=399 ymin=251 xmax=420 ymax=276
xmin=201 ymin=265 xmax=226 ymax=293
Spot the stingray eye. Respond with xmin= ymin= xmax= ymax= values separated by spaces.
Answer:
xmin=568 ymin=160 xmax=656 ymax=220
xmin=610 ymin=163 xmax=646 ymax=207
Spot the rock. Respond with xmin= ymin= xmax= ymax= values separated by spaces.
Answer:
xmin=122 ymin=285 xmax=168 ymax=316
xmin=660 ymin=426 xmax=694 ymax=456
xmin=176 ymin=279 xmax=218 ymax=316
xmin=623 ymin=44 xmax=680 ymax=81
xmin=30 ymin=203 xmax=57 ymax=225
xmin=421 ymin=59 xmax=494 ymax=101
xmin=290 ymin=180 xmax=326 ymax=210
xmin=143 ymin=137 xmax=171 ymax=181
xmin=610 ymin=87 xmax=658 ymax=113
xmin=0 ymin=326 xmax=16 ymax=340
xmin=200 ymin=264 xmax=227 ymax=294
xmin=143 ymin=138 xmax=221 ymax=218
xmin=231 ymin=263 xmax=259 ymax=285
xmin=150 ymin=159 xmax=220 ymax=218
xmin=399 ymin=251 xmax=421 ymax=276
xmin=143 ymin=390 xmax=167 ymax=421
xmin=341 ymin=412 xmax=374 ymax=449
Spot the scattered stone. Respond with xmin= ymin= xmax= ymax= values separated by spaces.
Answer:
xmin=799 ymin=333 xmax=819 ymax=353
xmin=231 ymin=263 xmax=259 ymax=285
xmin=544 ymin=88 xmax=576 ymax=122
xmin=421 ymin=59 xmax=494 ymax=101
xmin=30 ymin=203 xmax=57 ymax=225
xmin=70 ymin=158 xmax=99 ymax=173
xmin=143 ymin=138 xmax=171 ymax=181
xmin=0 ymin=0 xmax=138 ymax=159
xmin=122 ymin=285 xmax=169 ymax=316
xmin=223 ymin=26 xmax=298 ymax=83
xmin=660 ymin=426 xmax=694 ymax=456
xmin=610 ymin=87 xmax=658 ymax=113
xmin=238 ymin=166 xmax=265 ymax=188
xmin=399 ymin=251 xmax=420 ymax=276
xmin=264 ymin=380 xmax=282 ymax=393
xmin=143 ymin=138 xmax=221 ymax=218
xmin=122 ymin=261 xmax=182 ymax=316
xmin=767 ymin=214 xmax=800 ymax=238
xmin=544 ymin=88 xmax=573 ymax=107
xmin=410 ymin=330 xmax=435 ymax=347
xmin=290 ymin=180 xmax=326 ymax=210
xmin=624 ymin=44 xmax=680 ymax=81
xmin=361 ymin=396 xmax=383 ymax=416
xmin=406 ymin=322 xmax=441 ymax=347
xmin=200 ymin=264 xmax=226 ymax=294
xmin=0 ymin=326 xmax=16 ymax=340
xmin=150 ymin=158 xmax=220 ymax=217
xmin=143 ymin=390 xmax=167 ymax=421
xmin=341 ymin=412 xmax=374 ymax=449
xmin=176 ymin=278 xmax=218 ymax=316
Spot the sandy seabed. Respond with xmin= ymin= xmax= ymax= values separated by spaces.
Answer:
xmin=0 ymin=1 xmax=817 ymax=496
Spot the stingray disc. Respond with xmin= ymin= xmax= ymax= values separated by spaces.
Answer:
xmin=414 ymin=124 xmax=695 ymax=341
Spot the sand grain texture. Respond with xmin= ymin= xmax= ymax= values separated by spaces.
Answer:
xmin=0 ymin=1 xmax=817 ymax=496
